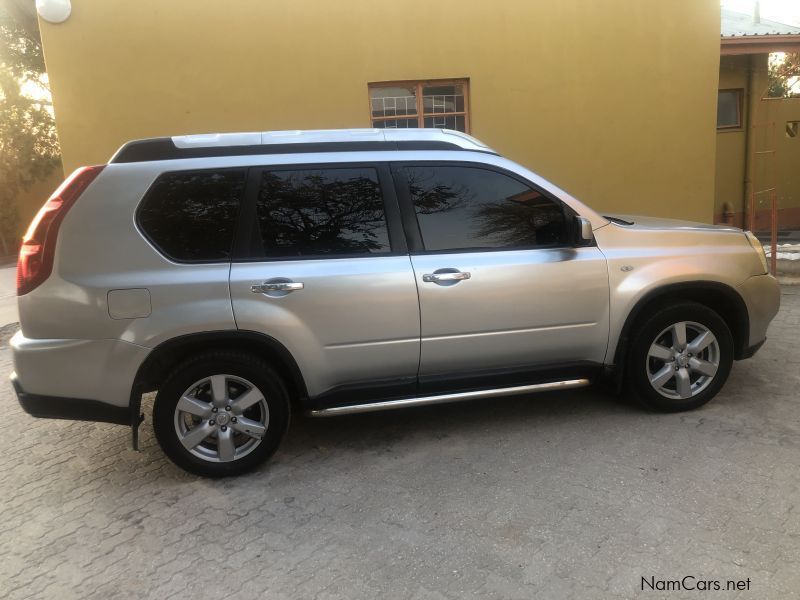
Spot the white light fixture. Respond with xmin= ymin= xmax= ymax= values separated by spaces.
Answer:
xmin=36 ymin=0 xmax=72 ymax=24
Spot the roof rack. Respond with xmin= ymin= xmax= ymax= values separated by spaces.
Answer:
xmin=109 ymin=128 xmax=495 ymax=164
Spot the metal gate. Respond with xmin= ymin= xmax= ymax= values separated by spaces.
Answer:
xmin=747 ymin=97 xmax=778 ymax=274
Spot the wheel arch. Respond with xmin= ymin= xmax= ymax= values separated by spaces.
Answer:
xmin=128 ymin=330 xmax=308 ymax=442
xmin=611 ymin=281 xmax=750 ymax=387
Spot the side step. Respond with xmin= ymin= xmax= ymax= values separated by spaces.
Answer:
xmin=308 ymin=378 xmax=591 ymax=417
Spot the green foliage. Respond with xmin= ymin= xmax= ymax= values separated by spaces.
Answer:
xmin=0 ymin=8 xmax=61 ymax=254
xmin=768 ymin=52 xmax=800 ymax=98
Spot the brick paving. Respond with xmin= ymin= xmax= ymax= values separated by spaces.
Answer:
xmin=1 ymin=288 xmax=799 ymax=599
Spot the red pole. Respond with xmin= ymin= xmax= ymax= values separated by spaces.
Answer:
xmin=770 ymin=191 xmax=777 ymax=275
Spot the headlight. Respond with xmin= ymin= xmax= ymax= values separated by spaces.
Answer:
xmin=744 ymin=231 xmax=769 ymax=274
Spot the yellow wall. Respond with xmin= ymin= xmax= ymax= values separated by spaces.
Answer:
xmin=39 ymin=0 xmax=721 ymax=222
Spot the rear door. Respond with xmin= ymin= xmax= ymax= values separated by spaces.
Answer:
xmin=393 ymin=162 xmax=610 ymax=390
xmin=229 ymin=163 xmax=420 ymax=402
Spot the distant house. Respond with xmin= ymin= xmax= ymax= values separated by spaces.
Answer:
xmin=716 ymin=7 xmax=800 ymax=232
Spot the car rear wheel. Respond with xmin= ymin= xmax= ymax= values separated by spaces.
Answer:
xmin=626 ymin=302 xmax=733 ymax=412
xmin=153 ymin=352 xmax=290 ymax=477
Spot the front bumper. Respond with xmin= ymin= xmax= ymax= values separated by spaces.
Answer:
xmin=738 ymin=338 xmax=766 ymax=360
xmin=737 ymin=273 xmax=780 ymax=357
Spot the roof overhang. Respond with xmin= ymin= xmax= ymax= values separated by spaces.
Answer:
xmin=721 ymin=34 xmax=800 ymax=55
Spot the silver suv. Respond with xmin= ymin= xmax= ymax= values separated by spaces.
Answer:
xmin=11 ymin=129 xmax=780 ymax=476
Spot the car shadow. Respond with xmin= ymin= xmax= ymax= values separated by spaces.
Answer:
xmin=280 ymin=387 xmax=636 ymax=456
xmin=133 ymin=386 xmax=643 ymax=482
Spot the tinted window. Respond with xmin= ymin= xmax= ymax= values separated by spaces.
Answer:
xmin=405 ymin=165 xmax=567 ymax=251
xmin=253 ymin=168 xmax=391 ymax=258
xmin=138 ymin=170 xmax=245 ymax=261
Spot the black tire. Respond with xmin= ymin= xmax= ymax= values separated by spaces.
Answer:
xmin=153 ymin=351 xmax=290 ymax=477
xmin=626 ymin=301 xmax=734 ymax=412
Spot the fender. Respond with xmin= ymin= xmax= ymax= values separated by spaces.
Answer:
xmin=128 ymin=330 xmax=308 ymax=449
xmin=608 ymin=281 xmax=749 ymax=391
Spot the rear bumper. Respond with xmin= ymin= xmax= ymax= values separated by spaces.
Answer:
xmin=11 ymin=373 xmax=129 ymax=425
xmin=10 ymin=330 xmax=150 ymax=422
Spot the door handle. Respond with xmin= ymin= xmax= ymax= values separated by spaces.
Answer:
xmin=422 ymin=271 xmax=471 ymax=283
xmin=251 ymin=281 xmax=304 ymax=293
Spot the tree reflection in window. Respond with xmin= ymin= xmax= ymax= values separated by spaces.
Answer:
xmin=406 ymin=166 xmax=567 ymax=251
xmin=137 ymin=170 xmax=245 ymax=261
xmin=256 ymin=168 xmax=391 ymax=257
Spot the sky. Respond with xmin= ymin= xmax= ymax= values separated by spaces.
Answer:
xmin=721 ymin=0 xmax=800 ymax=26
xmin=721 ymin=0 xmax=800 ymax=95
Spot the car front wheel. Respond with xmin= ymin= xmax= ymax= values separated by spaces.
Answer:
xmin=627 ymin=302 xmax=734 ymax=412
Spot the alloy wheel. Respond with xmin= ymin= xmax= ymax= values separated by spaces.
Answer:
xmin=173 ymin=374 xmax=269 ymax=463
xmin=646 ymin=321 xmax=720 ymax=400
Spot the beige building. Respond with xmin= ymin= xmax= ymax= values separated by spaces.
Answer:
xmin=28 ymin=1 xmax=799 ymax=233
xmin=715 ymin=8 xmax=800 ymax=233
xmin=36 ymin=0 xmax=721 ymax=223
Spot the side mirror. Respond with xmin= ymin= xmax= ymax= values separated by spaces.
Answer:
xmin=575 ymin=216 xmax=594 ymax=245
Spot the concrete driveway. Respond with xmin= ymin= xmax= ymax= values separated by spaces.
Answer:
xmin=1 ymin=289 xmax=799 ymax=599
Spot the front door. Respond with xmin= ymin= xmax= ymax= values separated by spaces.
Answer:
xmin=393 ymin=163 xmax=609 ymax=390
xmin=229 ymin=164 xmax=420 ymax=401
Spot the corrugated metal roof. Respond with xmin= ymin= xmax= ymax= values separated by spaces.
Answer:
xmin=721 ymin=8 xmax=800 ymax=37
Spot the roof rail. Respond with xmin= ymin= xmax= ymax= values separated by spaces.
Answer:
xmin=109 ymin=128 xmax=495 ymax=164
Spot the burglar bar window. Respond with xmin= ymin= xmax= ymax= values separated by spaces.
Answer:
xmin=369 ymin=80 xmax=470 ymax=132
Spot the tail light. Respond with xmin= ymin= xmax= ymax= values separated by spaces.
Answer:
xmin=17 ymin=165 xmax=106 ymax=295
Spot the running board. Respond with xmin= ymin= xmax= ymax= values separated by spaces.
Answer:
xmin=308 ymin=378 xmax=591 ymax=417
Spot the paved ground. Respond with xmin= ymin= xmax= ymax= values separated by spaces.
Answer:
xmin=1 ymin=290 xmax=799 ymax=600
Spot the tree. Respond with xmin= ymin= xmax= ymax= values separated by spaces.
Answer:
xmin=768 ymin=52 xmax=800 ymax=98
xmin=0 ymin=2 xmax=61 ymax=255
